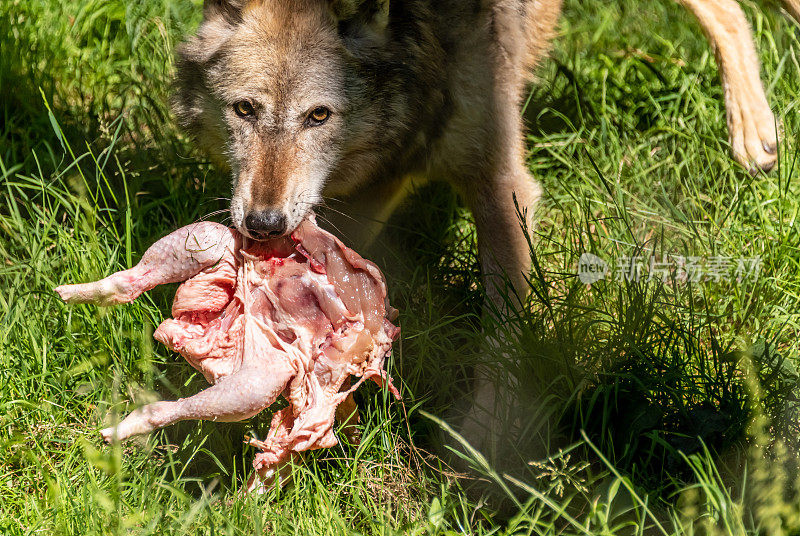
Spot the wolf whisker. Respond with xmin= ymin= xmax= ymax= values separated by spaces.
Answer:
xmin=315 ymin=214 xmax=351 ymax=242
xmin=197 ymin=209 xmax=230 ymax=222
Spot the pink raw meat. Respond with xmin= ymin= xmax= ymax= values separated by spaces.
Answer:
xmin=55 ymin=217 xmax=400 ymax=491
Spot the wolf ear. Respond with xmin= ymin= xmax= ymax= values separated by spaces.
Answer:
xmin=203 ymin=0 xmax=248 ymax=22
xmin=329 ymin=0 xmax=390 ymax=34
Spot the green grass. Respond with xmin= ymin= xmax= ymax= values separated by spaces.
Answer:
xmin=4 ymin=0 xmax=800 ymax=533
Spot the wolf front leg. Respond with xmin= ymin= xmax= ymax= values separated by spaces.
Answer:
xmin=445 ymin=46 xmax=543 ymax=455
xmin=101 ymin=360 xmax=294 ymax=442
xmin=679 ymin=0 xmax=778 ymax=172
xmin=456 ymin=165 xmax=542 ymax=463
xmin=467 ymin=169 xmax=539 ymax=309
xmin=55 ymin=222 xmax=238 ymax=306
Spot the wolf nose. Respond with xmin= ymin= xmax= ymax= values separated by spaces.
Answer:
xmin=244 ymin=209 xmax=287 ymax=239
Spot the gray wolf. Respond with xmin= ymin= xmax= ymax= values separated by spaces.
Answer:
xmin=172 ymin=0 xmax=561 ymax=453
xmin=170 ymin=0 xmax=789 ymax=455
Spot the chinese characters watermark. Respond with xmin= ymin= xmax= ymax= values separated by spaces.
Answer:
xmin=578 ymin=252 xmax=761 ymax=284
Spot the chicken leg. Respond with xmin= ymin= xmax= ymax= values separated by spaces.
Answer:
xmin=55 ymin=222 xmax=238 ymax=305
xmin=101 ymin=358 xmax=294 ymax=442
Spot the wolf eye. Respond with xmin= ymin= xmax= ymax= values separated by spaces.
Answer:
xmin=306 ymin=107 xmax=330 ymax=127
xmin=233 ymin=101 xmax=255 ymax=118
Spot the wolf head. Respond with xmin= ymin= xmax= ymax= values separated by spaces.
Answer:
xmin=173 ymin=0 xmax=392 ymax=238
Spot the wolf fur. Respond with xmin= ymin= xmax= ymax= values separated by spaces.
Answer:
xmin=172 ymin=0 xmax=790 ymax=460
xmin=172 ymin=0 xmax=563 ymax=456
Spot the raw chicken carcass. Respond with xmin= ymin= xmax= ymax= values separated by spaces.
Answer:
xmin=55 ymin=217 xmax=400 ymax=491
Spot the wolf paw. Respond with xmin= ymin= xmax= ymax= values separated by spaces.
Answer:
xmin=727 ymin=89 xmax=778 ymax=173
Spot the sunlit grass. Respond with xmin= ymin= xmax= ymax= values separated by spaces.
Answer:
xmin=3 ymin=0 xmax=800 ymax=534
